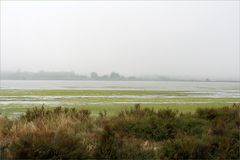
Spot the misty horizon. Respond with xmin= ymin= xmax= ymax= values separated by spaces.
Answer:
xmin=1 ymin=70 xmax=239 ymax=82
xmin=1 ymin=1 xmax=239 ymax=81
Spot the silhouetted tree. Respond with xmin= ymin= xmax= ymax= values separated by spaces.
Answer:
xmin=91 ymin=72 xmax=99 ymax=79
xmin=110 ymin=72 xmax=121 ymax=80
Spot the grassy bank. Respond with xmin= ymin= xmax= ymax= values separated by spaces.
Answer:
xmin=0 ymin=104 xmax=239 ymax=159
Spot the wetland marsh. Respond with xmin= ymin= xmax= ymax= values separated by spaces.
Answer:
xmin=0 ymin=80 xmax=239 ymax=117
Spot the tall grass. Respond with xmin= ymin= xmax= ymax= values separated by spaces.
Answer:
xmin=0 ymin=104 xmax=239 ymax=159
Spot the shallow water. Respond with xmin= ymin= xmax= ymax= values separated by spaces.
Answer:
xmin=1 ymin=80 xmax=239 ymax=91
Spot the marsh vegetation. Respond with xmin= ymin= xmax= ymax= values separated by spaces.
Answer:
xmin=0 ymin=88 xmax=239 ymax=117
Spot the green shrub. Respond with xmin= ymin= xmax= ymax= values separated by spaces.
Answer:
xmin=8 ymin=127 xmax=94 ymax=159
xmin=178 ymin=117 xmax=209 ymax=137
xmin=95 ymin=125 xmax=123 ymax=159
xmin=196 ymin=104 xmax=239 ymax=121
xmin=114 ymin=115 xmax=178 ymax=141
xmin=95 ymin=124 xmax=157 ymax=159
xmin=160 ymin=134 xmax=211 ymax=159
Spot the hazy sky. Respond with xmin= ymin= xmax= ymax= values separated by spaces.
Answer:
xmin=1 ymin=1 xmax=239 ymax=80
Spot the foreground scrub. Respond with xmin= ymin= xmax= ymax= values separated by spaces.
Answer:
xmin=0 ymin=103 xmax=239 ymax=159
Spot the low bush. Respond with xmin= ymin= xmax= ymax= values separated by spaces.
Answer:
xmin=178 ymin=117 xmax=209 ymax=137
xmin=22 ymin=106 xmax=91 ymax=122
xmin=113 ymin=115 xmax=178 ymax=141
xmin=95 ymin=124 xmax=157 ymax=159
xmin=160 ymin=134 xmax=211 ymax=159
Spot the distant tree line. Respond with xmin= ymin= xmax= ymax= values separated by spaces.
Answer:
xmin=90 ymin=72 xmax=139 ymax=81
xmin=1 ymin=70 xmax=171 ymax=81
